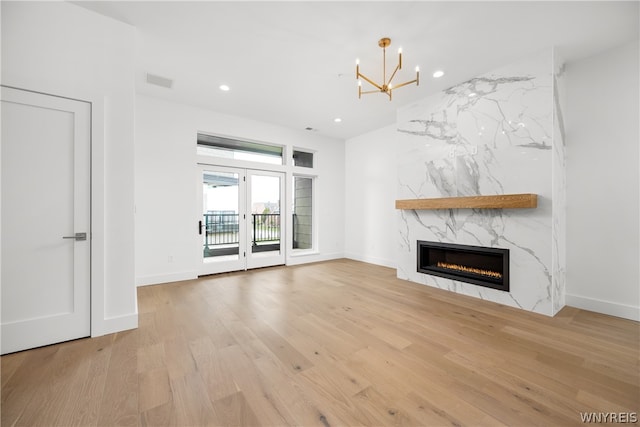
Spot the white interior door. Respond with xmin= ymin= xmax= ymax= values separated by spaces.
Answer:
xmin=198 ymin=166 xmax=284 ymax=275
xmin=1 ymin=87 xmax=91 ymax=355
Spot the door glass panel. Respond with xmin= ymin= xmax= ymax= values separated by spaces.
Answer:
xmin=203 ymin=171 xmax=240 ymax=261
xmin=250 ymin=174 xmax=281 ymax=255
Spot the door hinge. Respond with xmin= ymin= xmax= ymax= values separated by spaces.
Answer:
xmin=243 ymin=251 xmax=246 ymax=257
xmin=243 ymin=176 xmax=246 ymax=182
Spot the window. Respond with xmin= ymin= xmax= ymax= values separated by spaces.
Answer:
xmin=197 ymin=133 xmax=283 ymax=165
xmin=293 ymin=150 xmax=313 ymax=168
xmin=292 ymin=176 xmax=313 ymax=250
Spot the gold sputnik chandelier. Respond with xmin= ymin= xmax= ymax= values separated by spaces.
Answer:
xmin=356 ymin=37 xmax=419 ymax=101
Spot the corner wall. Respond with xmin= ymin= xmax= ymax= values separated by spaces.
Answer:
xmin=345 ymin=124 xmax=398 ymax=268
xmin=565 ymin=41 xmax=640 ymax=321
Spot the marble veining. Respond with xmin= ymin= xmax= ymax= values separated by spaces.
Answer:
xmin=551 ymin=50 xmax=568 ymax=315
xmin=396 ymin=49 xmax=565 ymax=316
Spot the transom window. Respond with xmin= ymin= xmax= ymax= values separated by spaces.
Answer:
xmin=197 ymin=133 xmax=283 ymax=165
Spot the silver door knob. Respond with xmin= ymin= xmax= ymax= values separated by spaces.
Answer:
xmin=62 ymin=232 xmax=87 ymax=241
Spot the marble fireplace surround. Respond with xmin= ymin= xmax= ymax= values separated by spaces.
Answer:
xmin=396 ymin=48 xmax=566 ymax=317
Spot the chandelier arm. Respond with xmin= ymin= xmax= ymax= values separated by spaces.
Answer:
xmin=390 ymin=78 xmax=418 ymax=90
xmin=360 ymin=89 xmax=382 ymax=95
xmin=387 ymin=63 xmax=401 ymax=87
xmin=357 ymin=72 xmax=383 ymax=91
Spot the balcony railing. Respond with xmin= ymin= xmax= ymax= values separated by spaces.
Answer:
xmin=204 ymin=213 xmax=239 ymax=246
xmin=251 ymin=213 xmax=280 ymax=246
xmin=203 ymin=213 xmax=281 ymax=255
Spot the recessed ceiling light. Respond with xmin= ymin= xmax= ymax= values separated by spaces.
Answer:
xmin=432 ymin=70 xmax=445 ymax=78
xmin=219 ymin=84 xmax=230 ymax=92
xmin=334 ymin=118 xmax=342 ymax=123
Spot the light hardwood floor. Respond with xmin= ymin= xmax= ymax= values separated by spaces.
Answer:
xmin=2 ymin=259 xmax=639 ymax=426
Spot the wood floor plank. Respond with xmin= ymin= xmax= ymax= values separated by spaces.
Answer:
xmin=1 ymin=346 xmax=60 ymax=426
xmin=63 ymin=335 xmax=114 ymax=427
xmin=2 ymin=259 xmax=638 ymax=426
xmin=162 ymin=334 xmax=198 ymax=380
xmin=13 ymin=339 xmax=96 ymax=426
xmin=96 ymin=330 xmax=139 ymax=427
xmin=253 ymin=355 xmax=333 ymax=427
xmin=196 ymin=343 xmax=242 ymax=402
xmin=140 ymin=400 xmax=176 ymax=427
xmin=215 ymin=344 xmax=289 ymax=426
xmin=294 ymin=362 xmax=374 ymax=425
xmin=0 ymin=352 xmax=25 ymax=389
xmin=352 ymin=385 xmax=420 ymax=426
xmin=138 ymin=368 xmax=172 ymax=413
xmin=210 ymin=391 xmax=261 ymax=427
xmin=170 ymin=371 xmax=220 ymax=426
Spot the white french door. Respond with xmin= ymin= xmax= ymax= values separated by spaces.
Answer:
xmin=198 ymin=165 xmax=284 ymax=275
xmin=1 ymin=87 xmax=91 ymax=354
xmin=246 ymin=169 xmax=285 ymax=270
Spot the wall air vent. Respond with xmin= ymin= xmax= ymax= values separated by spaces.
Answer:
xmin=146 ymin=73 xmax=173 ymax=89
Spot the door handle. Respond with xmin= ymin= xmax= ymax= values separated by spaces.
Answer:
xmin=198 ymin=220 xmax=203 ymax=235
xmin=62 ymin=232 xmax=87 ymax=241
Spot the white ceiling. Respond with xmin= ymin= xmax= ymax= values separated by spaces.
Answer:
xmin=74 ymin=1 xmax=638 ymax=140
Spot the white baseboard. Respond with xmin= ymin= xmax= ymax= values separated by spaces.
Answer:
xmin=286 ymin=252 xmax=343 ymax=266
xmin=344 ymin=252 xmax=396 ymax=269
xmin=136 ymin=271 xmax=198 ymax=287
xmin=566 ymin=293 xmax=640 ymax=321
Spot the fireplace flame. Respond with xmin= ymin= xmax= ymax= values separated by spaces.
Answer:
xmin=436 ymin=262 xmax=502 ymax=279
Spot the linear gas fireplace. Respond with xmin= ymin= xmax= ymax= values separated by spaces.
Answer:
xmin=417 ymin=241 xmax=509 ymax=292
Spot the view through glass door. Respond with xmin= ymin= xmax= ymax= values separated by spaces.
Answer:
xmin=199 ymin=166 xmax=284 ymax=275
xmin=246 ymin=170 xmax=285 ymax=269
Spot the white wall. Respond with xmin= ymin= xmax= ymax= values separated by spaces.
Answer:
xmin=1 ymin=2 xmax=137 ymax=335
xmin=344 ymin=124 xmax=398 ymax=268
xmin=135 ymin=95 xmax=345 ymax=285
xmin=566 ymin=40 xmax=640 ymax=321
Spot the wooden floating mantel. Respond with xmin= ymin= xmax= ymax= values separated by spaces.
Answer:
xmin=395 ymin=193 xmax=538 ymax=210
